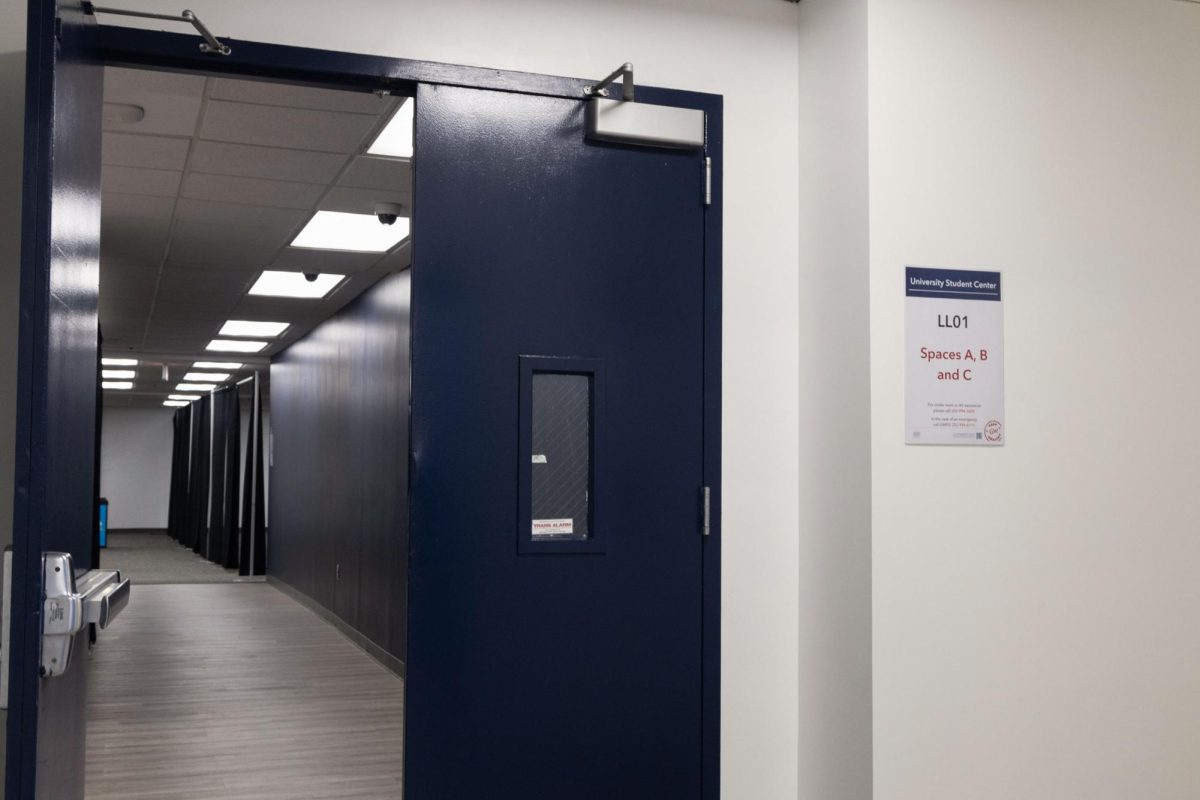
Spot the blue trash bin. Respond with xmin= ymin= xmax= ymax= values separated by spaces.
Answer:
xmin=98 ymin=497 xmax=109 ymax=549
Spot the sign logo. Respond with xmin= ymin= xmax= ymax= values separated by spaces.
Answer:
xmin=984 ymin=420 xmax=1002 ymax=442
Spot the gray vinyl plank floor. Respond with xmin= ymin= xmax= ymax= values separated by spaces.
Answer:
xmin=99 ymin=532 xmax=241 ymax=584
xmin=85 ymin=583 xmax=405 ymax=799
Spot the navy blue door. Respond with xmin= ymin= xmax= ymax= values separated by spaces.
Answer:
xmin=6 ymin=2 xmax=103 ymax=799
xmin=407 ymin=84 xmax=709 ymax=797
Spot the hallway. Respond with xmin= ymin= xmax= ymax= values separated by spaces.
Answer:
xmin=85 ymin=583 xmax=405 ymax=800
xmin=99 ymin=531 xmax=240 ymax=584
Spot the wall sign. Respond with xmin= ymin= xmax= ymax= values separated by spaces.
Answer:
xmin=905 ymin=266 xmax=1004 ymax=445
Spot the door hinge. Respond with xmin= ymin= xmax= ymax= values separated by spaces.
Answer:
xmin=701 ymin=486 xmax=711 ymax=536
xmin=703 ymin=157 xmax=712 ymax=206
xmin=54 ymin=16 xmax=63 ymax=41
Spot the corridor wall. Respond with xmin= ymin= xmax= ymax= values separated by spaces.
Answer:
xmin=98 ymin=406 xmax=175 ymax=529
xmin=795 ymin=1 xmax=872 ymax=797
xmin=869 ymin=2 xmax=1200 ymax=798
xmin=269 ymin=270 xmax=411 ymax=665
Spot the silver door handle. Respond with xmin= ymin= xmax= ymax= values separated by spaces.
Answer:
xmin=42 ymin=552 xmax=130 ymax=677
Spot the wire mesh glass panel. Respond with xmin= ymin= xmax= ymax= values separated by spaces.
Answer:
xmin=530 ymin=372 xmax=591 ymax=540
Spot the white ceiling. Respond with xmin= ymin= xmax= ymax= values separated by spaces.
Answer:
xmin=100 ymin=67 xmax=412 ymax=407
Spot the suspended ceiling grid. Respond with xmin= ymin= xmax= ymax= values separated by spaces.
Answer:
xmin=100 ymin=67 xmax=412 ymax=407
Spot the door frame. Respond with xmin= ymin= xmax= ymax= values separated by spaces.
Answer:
xmin=9 ymin=17 xmax=723 ymax=799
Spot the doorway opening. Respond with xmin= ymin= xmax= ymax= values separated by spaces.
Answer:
xmin=9 ymin=14 xmax=721 ymax=800
xmin=91 ymin=64 xmax=412 ymax=798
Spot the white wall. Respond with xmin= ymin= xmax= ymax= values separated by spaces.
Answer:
xmin=99 ymin=407 xmax=176 ymax=529
xmin=796 ymin=1 xmax=872 ymax=798
xmin=870 ymin=1 xmax=1200 ymax=798
xmin=2 ymin=2 xmax=806 ymax=796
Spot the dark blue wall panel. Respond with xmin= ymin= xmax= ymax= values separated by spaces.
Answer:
xmin=268 ymin=270 xmax=411 ymax=663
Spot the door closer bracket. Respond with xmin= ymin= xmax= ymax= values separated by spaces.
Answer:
xmin=585 ymin=62 xmax=635 ymax=101
xmin=583 ymin=62 xmax=705 ymax=150
xmin=83 ymin=4 xmax=232 ymax=55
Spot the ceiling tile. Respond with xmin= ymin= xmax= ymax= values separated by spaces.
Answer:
xmin=103 ymin=66 xmax=205 ymax=137
xmin=156 ymin=266 xmax=251 ymax=294
xmin=103 ymin=192 xmax=177 ymax=223
xmin=175 ymin=197 xmax=309 ymax=230
xmin=231 ymin=295 xmax=332 ymax=322
xmin=100 ymin=217 xmax=170 ymax=263
xmin=189 ymin=141 xmax=347 ymax=184
xmin=180 ymin=173 xmax=323 ymax=210
xmin=102 ymin=166 xmax=182 ymax=197
xmin=105 ymin=67 xmax=206 ymax=97
xmin=338 ymin=156 xmax=411 ymax=191
xmin=152 ymin=334 xmax=213 ymax=345
xmin=97 ymin=296 xmax=151 ymax=314
xmin=100 ymin=292 xmax=157 ymax=314
xmin=146 ymin=323 xmax=223 ymax=340
xmin=150 ymin=299 xmax=242 ymax=321
xmin=320 ymin=186 xmax=411 ymax=216
xmin=100 ymin=260 xmax=160 ymax=287
xmin=99 ymin=289 xmax=155 ymax=308
xmin=148 ymin=307 xmax=234 ymax=327
xmin=161 ymin=257 xmax=260 ymax=274
xmin=269 ymin=247 xmax=384 ymax=274
xmin=210 ymin=77 xmax=395 ymax=115
xmin=199 ymin=101 xmax=379 ymax=154
xmin=168 ymin=220 xmax=292 ymax=265
xmin=142 ymin=336 xmax=211 ymax=353
xmin=98 ymin=321 xmax=147 ymax=338
xmin=100 ymin=322 xmax=149 ymax=342
xmin=101 ymin=349 xmax=143 ymax=361
xmin=103 ymin=133 xmax=190 ymax=170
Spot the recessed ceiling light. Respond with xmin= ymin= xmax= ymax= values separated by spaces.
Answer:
xmin=248 ymin=270 xmax=346 ymax=299
xmin=193 ymin=361 xmax=243 ymax=369
xmin=291 ymin=211 xmax=409 ymax=253
xmin=366 ymin=97 xmax=414 ymax=159
xmin=101 ymin=357 xmax=138 ymax=366
xmin=101 ymin=369 xmax=136 ymax=380
xmin=168 ymin=394 xmax=201 ymax=401
xmin=102 ymin=381 xmax=133 ymax=390
xmin=163 ymin=400 xmax=189 ymax=407
xmin=207 ymin=339 xmax=268 ymax=353
xmin=176 ymin=382 xmax=217 ymax=392
xmin=184 ymin=372 xmax=231 ymax=382
xmin=219 ymin=320 xmax=289 ymax=337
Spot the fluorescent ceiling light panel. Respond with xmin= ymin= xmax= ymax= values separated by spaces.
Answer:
xmin=219 ymin=320 xmax=289 ymax=338
xmin=169 ymin=394 xmax=201 ymax=401
xmin=163 ymin=400 xmax=189 ymax=407
xmin=183 ymin=372 xmax=231 ymax=382
xmin=366 ymin=98 xmax=414 ymax=158
xmin=101 ymin=369 xmax=136 ymax=379
xmin=248 ymin=270 xmax=346 ymax=299
xmin=101 ymin=357 xmax=138 ymax=366
xmin=193 ymin=361 xmax=243 ymax=369
xmin=176 ymin=382 xmax=217 ymax=392
xmin=102 ymin=381 xmax=133 ymax=390
xmin=290 ymin=211 xmax=409 ymax=253
xmin=207 ymin=339 xmax=268 ymax=353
